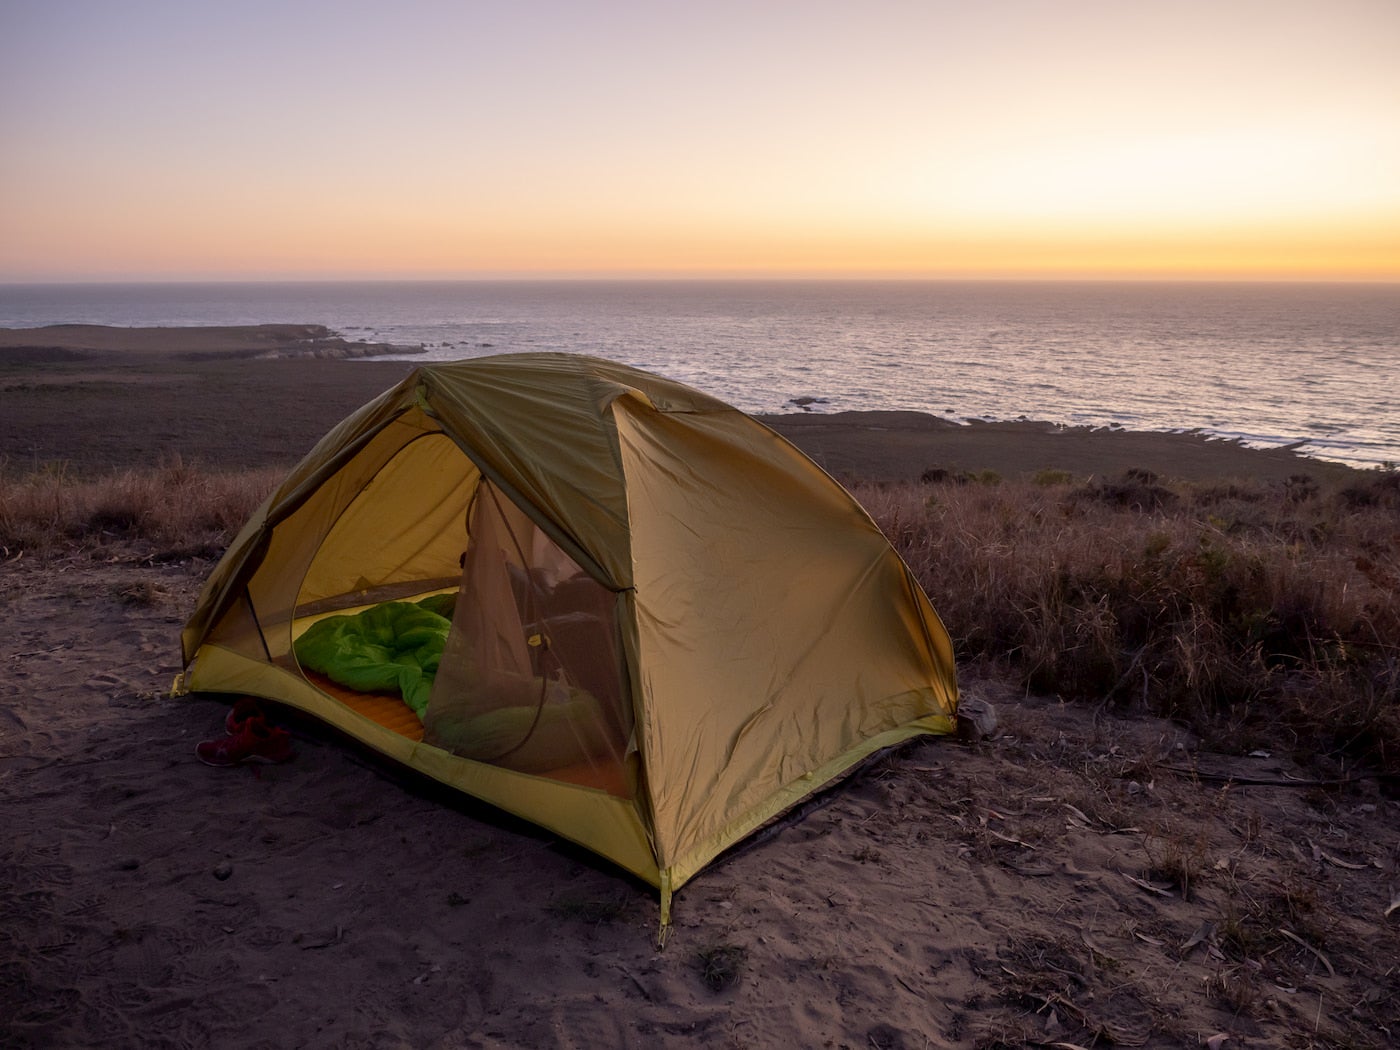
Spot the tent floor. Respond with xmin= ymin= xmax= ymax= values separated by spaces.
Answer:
xmin=300 ymin=669 xmax=629 ymax=797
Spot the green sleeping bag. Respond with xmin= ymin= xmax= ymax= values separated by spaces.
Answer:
xmin=423 ymin=689 xmax=613 ymax=773
xmin=293 ymin=598 xmax=451 ymax=718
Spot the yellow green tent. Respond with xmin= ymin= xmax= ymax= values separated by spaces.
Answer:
xmin=178 ymin=354 xmax=957 ymax=922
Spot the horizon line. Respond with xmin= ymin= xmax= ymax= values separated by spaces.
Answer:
xmin=3 ymin=273 xmax=1398 ymax=287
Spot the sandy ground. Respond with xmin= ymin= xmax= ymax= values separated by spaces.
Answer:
xmin=2 ymin=328 xmax=1396 ymax=1047
xmin=4 ymin=545 xmax=1396 ymax=1048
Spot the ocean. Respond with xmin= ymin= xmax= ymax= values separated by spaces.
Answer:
xmin=2 ymin=279 xmax=1396 ymax=468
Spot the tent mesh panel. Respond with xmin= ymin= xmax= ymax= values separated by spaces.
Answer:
xmin=423 ymin=482 xmax=632 ymax=797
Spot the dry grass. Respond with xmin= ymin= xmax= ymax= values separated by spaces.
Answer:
xmin=695 ymin=943 xmax=747 ymax=992
xmin=4 ymin=458 xmax=1397 ymax=774
xmin=0 ymin=458 xmax=279 ymax=558
xmin=855 ymin=468 xmax=1400 ymax=773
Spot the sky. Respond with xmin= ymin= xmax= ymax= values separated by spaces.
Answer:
xmin=2 ymin=0 xmax=1398 ymax=282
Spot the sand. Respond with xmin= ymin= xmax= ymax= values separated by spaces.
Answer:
xmin=2 ymin=327 xmax=1395 ymax=1047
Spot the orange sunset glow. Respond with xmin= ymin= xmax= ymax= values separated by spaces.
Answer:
xmin=2 ymin=0 xmax=1398 ymax=282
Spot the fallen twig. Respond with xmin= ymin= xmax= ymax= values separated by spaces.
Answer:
xmin=1277 ymin=928 xmax=1336 ymax=978
xmin=10 ymin=643 xmax=70 ymax=660
xmin=1160 ymin=764 xmax=1390 ymax=787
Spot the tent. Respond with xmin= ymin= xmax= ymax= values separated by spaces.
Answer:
xmin=178 ymin=353 xmax=958 ymax=922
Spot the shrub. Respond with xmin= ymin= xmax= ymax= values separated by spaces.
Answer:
xmin=0 ymin=461 xmax=280 ymax=556
xmin=1338 ymin=468 xmax=1400 ymax=510
xmin=920 ymin=466 xmax=1002 ymax=486
xmin=1032 ymin=468 xmax=1075 ymax=487
xmin=696 ymin=943 xmax=746 ymax=992
xmin=1069 ymin=470 xmax=1178 ymax=512
xmin=858 ymin=472 xmax=1400 ymax=772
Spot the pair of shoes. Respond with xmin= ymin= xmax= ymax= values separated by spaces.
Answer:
xmin=197 ymin=704 xmax=295 ymax=767
xmin=225 ymin=697 xmax=264 ymax=735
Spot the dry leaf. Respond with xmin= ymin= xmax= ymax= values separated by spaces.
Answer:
xmin=1320 ymin=850 xmax=1367 ymax=871
xmin=1277 ymin=928 xmax=1336 ymax=978
xmin=990 ymin=829 xmax=1035 ymax=849
xmin=1122 ymin=872 xmax=1174 ymax=897
xmin=1079 ymin=930 xmax=1109 ymax=956
xmin=1063 ymin=803 xmax=1093 ymax=827
xmin=1181 ymin=920 xmax=1216 ymax=954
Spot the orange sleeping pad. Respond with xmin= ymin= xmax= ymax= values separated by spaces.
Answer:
xmin=301 ymin=670 xmax=628 ymax=796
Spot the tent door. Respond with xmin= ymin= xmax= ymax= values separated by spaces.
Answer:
xmin=422 ymin=481 xmax=633 ymax=797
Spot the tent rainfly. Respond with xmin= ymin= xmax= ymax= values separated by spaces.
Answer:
xmin=178 ymin=353 xmax=958 ymax=923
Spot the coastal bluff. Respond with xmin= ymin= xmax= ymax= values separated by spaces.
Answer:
xmin=0 ymin=324 xmax=1362 ymax=484
xmin=0 ymin=323 xmax=420 ymax=363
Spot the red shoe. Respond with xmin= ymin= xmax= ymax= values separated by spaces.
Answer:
xmin=225 ymin=697 xmax=265 ymax=735
xmin=197 ymin=719 xmax=295 ymax=767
